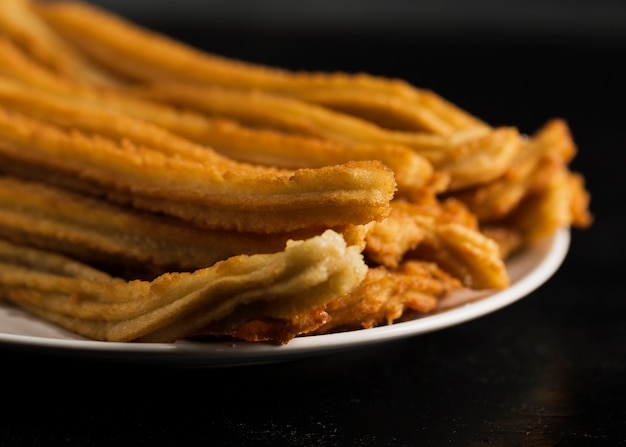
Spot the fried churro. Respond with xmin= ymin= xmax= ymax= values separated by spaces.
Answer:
xmin=0 ymin=230 xmax=368 ymax=343
xmin=0 ymin=75 xmax=434 ymax=195
xmin=0 ymin=175 xmax=367 ymax=279
xmin=127 ymin=81 xmax=521 ymax=191
xmin=365 ymin=200 xmax=509 ymax=290
xmin=0 ymin=106 xmax=396 ymax=233
xmin=452 ymin=119 xmax=586 ymax=221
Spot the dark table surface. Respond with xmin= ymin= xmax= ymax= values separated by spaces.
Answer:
xmin=2 ymin=11 xmax=625 ymax=447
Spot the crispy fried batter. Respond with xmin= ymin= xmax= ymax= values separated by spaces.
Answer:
xmin=366 ymin=200 xmax=509 ymax=289
xmin=199 ymin=260 xmax=462 ymax=342
xmin=195 ymin=307 xmax=331 ymax=344
xmin=313 ymin=261 xmax=462 ymax=334
xmin=500 ymin=169 xmax=593 ymax=244
xmin=452 ymin=119 xmax=579 ymax=221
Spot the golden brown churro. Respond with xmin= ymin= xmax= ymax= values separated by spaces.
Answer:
xmin=452 ymin=119 xmax=588 ymax=222
xmin=365 ymin=200 xmax=509 ymax=290
xmin=0 ymin=76 xmax=434 ymax=195
xmin=0 ymin=105 xmax=396 ymax=233
xmin=0 ymin=230 xmax=368 ymax=343
xmin=126 ymin=81 xmax=521 ymax=191
xmin=0 ymin=175 xmax=367 ymax=279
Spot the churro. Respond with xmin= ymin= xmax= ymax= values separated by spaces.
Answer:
xmin=0 ymin=75 xmax=434 ymax=195
xmin=0 ymin=230 xmax=368 ymax=343
xmin=33 ymin=0 xmax=487 ymax=134
xmin=0 ymin=106 xmax=396 ymax=233
xmin=0 ymin=175 xmax=367 ymax=279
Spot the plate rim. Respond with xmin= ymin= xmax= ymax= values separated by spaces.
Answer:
xmin=0 ymin=229 xmax=571 ymax=366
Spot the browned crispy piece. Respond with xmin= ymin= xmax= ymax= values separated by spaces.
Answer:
xmin=199 ymin=260 xmax=462 ymax=342
xmin=0 ymin=106 xmax=396 ymax=233
xmin=365 ymin=200 xmax=509 ymax=290
xmin=0 ymin=0 xmax=118 ymax=85
xmin=366 ymin=190 xmax=480 ymax=252
xmin=365 ymin=199 xmax=477 ymax=270
xmin=32 ymin=0 xmax=487 ymax=134
xmin=312 ymin=261 xmax=462 ymax=334
xmin=364 ymin=206 xmax=427 ymax=269
xmin=0 ymin=230 xmax=369 ymax=343
xmin=411 ymin=222 xmax=509 ymax=290
xmin=452 ymin=119 xmax=579 ymax=221
xmin=449 ymin=119 xmax=592 ymax=252
xmin=194 ymin=307 xmax=331 ymax=344
xmin=499 ymin=169 xmax=592 ymax=244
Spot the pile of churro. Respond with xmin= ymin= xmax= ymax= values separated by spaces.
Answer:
xmin=0 ymin=0 xmax=592 ymax=344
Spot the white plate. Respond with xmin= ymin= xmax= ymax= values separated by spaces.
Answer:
xmin=0 ymin=229 xmax=570 ymax=367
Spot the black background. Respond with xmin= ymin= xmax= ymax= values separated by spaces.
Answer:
xmin=2 ymin=2 xmax=625 ymax=446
